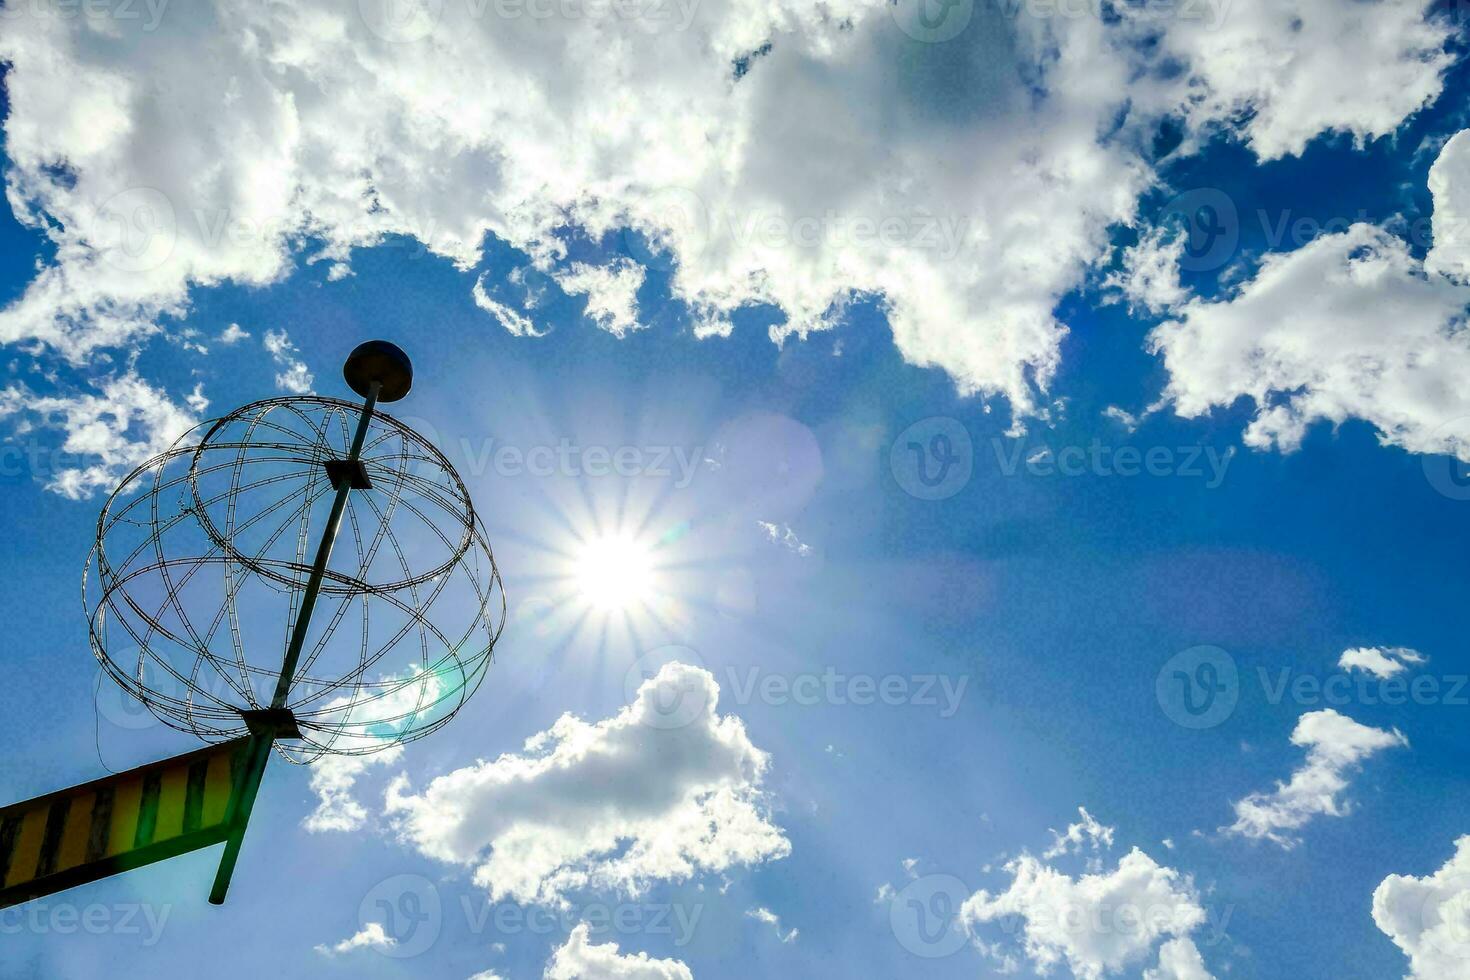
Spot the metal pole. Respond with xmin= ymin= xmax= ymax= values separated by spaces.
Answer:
xmin=209 ymin=383 xmax=382 ymax=905
xmin=270 ymin=380 xmax=380 ymax=708
xmin=207 ymin=735 xmax=271 ymax=905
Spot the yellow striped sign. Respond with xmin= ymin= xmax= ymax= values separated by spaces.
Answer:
xmin=0 ymin=738 xmax=249 ymax=908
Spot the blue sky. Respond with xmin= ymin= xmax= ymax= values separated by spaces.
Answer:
xmin=4 ymin=3 xmax=1470 ymax=979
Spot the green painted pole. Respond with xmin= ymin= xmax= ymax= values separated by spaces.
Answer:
xmin=207 ymin=734 xmax=271 ymax=905
xmin=209 ymin=382 xmax=381 ymax=905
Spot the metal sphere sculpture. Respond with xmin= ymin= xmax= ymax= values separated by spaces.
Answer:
xmin=84 ymin=343 xmax=505 ymax=766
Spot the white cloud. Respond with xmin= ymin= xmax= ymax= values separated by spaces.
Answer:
xmin=0 ymin=372 xmax=199 ymax=498
xmin=746 ymin=906 xmax=798 ymax=944
xmin=274 ymin=364 xmax=312 ymax=395
xmin=0 ymin=1 xmax=1451 ymax=428
xmin=1143 ymin=937 xmax=1215 ymax=980
xmin=1106 ymin=227 xmax=1189 ymax=315
xmin=473 ymin=273 xmax=545 ymax=337
xmin=1043 ymin=806 xmax=1116 ymax=862
xmin=963 ymin=845 xmax=1209 ymax=980
xmin=184 ymin=382 xmax=209 ymax=415
xmin=386 ymin=662 xmax=789 ymax=906
xmin=755 ymin=521 xmax=812 ymax=558
xmin=170 ymin=327 xmax=208 ymax=356
xmin=1143 ymin=126 xmax=1470 ymax=462
xmin=304 ymin=669 xmax=451 ymax=832
xmin=1339 ymin=646 xmax=1427 ymax=680
xmin=1138 ymin=0 xmax=1452 ymax=161
xmin=555 ymin=260 xmax=646 ymax=338
xmin=303 ymin=746 xmax=405 ymax=833
xmin=545 ymin=924 xmax=693 ymax=980
xmin=468 ymin=973 xmax=507 ymax=980
xmin=1102 ymin=406 xmax=1142 ymax=431
xmin=1426 ymin=128 xmax=1470 ymax=280
xmin=1148 ymin=222 xmax=1470 ymax=460
xmin=314 ymin=922 xmax=396 ymax=956
xmin=1374 ymin=836 xmax=1470 ymax=980
xmin=1224 ymin=709 xmax=1408 ymax=847
xmin=217 ymin=323 xmax=250 ymax=345
xmin=509 ymin=266 xmax=549 ymax=309
xmin=263 ymin=329 xmax=314 ymax=394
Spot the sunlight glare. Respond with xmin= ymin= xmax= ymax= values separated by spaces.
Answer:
xmin=576 ymin=534 xmax=655 ymax=611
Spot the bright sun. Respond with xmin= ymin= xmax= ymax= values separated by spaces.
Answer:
xmin=575 ymin=535 xmax=655 ymax=611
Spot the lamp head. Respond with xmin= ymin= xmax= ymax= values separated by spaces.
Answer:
xmin=343 ymin=340 xmax=413 ymax=402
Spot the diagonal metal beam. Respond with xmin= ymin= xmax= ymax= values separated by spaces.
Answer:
xmin=208 ymin=383 xmax=381 ymax=905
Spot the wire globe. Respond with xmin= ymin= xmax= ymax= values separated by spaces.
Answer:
xmin=84 ymin=396 xmax=506 ymax=764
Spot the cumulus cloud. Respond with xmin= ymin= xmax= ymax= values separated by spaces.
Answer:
xmin=1374 ymin=836 xmax=1470 ymax=980
xmin=0 ymin=372 xmax=199 ymax=498
xmin=1148 ymin=222 xmax=1470 ymax=459
xmin=555 ymin=261 xmax=646 ymax=338
xmin=385 ymin=662 xmax=788 ymax=906
xmin=1106 ymin=227 xmax=1189 ymax=315
xmin=1143 ymin=937 xmax=1215 ymax=980
xmin=0 ymin=0 xmax=1452 ymax=431
xmin=1140 ymin=0 xmax=1451 ymax=160
xmin=1144 ymin=126 xmax=1470 ymax=462
xmin=473 ymin=273 xmax=545 ymax=337
xmin=1339 ymin=646 xmax=1427 ymax=679
xmin=314 ymin=922 xmax=396 ymax=956
xmin=263 ymin=329 xmax=314 ymax=394
xmin=545 ymin=924 xmax=693 ymax=980
xmin=217 ymin=323 xmax=250 ymax=345
xmin=960 ymin=808 xmax=1216 ymax=979
xmin=1426 ymin=129 xmax=1470 ymax=280
xmin=303 ymin=746 xmax=405 ymax=833
xmin=184 ymin=382 xmax=209 ymax=414
xmin=303 ymin=670 xmax=453 ymax=832
xmin=1224 ymin=709 xmax=1407 ymax=847
xmin=962 ymin=843 xmax=1211 ymax=980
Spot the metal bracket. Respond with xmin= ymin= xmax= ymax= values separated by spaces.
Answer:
xmin=239 ymin=708 xmax=304 ymax=740
xmin=323 ymin=458 xmax=372 ymax=490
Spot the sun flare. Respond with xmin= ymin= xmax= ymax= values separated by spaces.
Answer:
xmin=575 ymin=534 xmax=656 ymax=612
